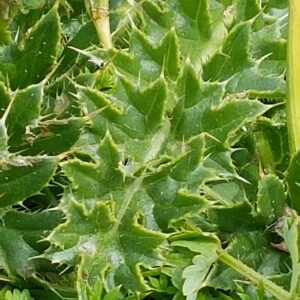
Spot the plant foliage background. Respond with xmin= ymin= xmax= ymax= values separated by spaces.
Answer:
xmin=0 ymin=0 xmax=297 ymax=299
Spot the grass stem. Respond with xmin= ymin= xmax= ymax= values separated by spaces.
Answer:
xmin=287 ymin=0 xmax=300 ymax=154
xmin=85 ymin=0 xmax=113 ymax=49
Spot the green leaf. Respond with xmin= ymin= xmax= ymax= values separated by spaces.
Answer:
xmin=202 ymin=99 xmax=268 ymax=144
xmin=182 ymin=244 xmax=218 ymax=300
xmin=255 ymin=175 xmax=286 ymax=225
xmin=208 ymin=202 xmax=261 ymax=232
xmin=78 ymin=84 xmax=145 ymax=139
xmin=46 ymin=198 xmax=166 ymax=294
xmin=61 ymin=159 xmax=123 ymax=199
xmin=128 ymin=27 xmax=179 ymax=81
xmin=4 ymin=289 xmax=33 ymax=300
xmin=162 ymin=252 xmax=194 ymax=292
xmin=172 ymin=61 xmax=269 ymax=143
xmin=0 ymin=8 xmax=60 ymax=89
xmin=250 ymin=19 xmax=286 ymax=77
xmin=0 ymin=156 xmax=57 ymax=207
xmin=10 ymin=116 xmax=84 ymax=156
xmin=20 ymin=0 xmax=46 ymax=10
xmin=207 ymin=232 xmax=290 ymax=291
xmin=170 ymin=134 xmax=205 ymax=181
xmin=0 ymin=226 xmax=37 ymax=280
xmin=203 ymin=21 xmax=252 ymax=82
xmin=46 ymin=124 xmax=170 ymax=294
xmin=167 ymin=231 xmax=219 ymax=300
xmin=235 ymin=0 xmax=261 ymax=23
xmin=283 ymin=214 xmax=300 ymax=297
xmin=56 ymin=21 xmax=98 ymax=75
xmin=78 ymin=77 xmax=168 ymax=139
xmin=6 ymin=84 xmax=43 ymax=147
xmin=286 ymin=151 xmax=300 ymax=212
xmin=142 ymin=0 xmax=227 ymax=67
xmin=102 ymin=286 xmax=121 ymax=300
xmin=3 ymin=210 xmax=62 ymax=251
xmin=121 ymin=76 xmax=168 ymax=131
xmin=178 ymin=0 xmax=212 ymax=38
xmin=203 ymin=18 xmax=286 ymax=97
xmin=98 ymin=131 xmax=120 ymax=168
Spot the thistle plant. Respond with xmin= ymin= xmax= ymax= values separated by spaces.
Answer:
xmin=0 ymin=0 xmax=299 ymax=299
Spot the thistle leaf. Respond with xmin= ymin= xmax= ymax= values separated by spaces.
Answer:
xmin=0 ymin=156 xmax=57 ymax=207
xmin=255 ymin=175 xmax=286 ymax=225
xmin=6 ymin=84 xmax=43 ymax=148
xmin=0 ymin=8 xmax=60 ymax=89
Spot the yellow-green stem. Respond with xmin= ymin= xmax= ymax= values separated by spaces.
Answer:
xmin=287 ymin=0 xmax=300 ymax=155
xmin=85 ymin=0 xmax=113 ymax=49
xmin=218 ymin=250 xmax=291 ymax=300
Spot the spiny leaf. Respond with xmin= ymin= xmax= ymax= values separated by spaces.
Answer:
xmin=208 ymin=202 xmax=261 ymax=232
xmin=46 ymin=196 xmax=166 ymax=294
xmin=130 ymin=28 xmax=179 ymax=80
xmin=0 ymin=156 xmax=57 ymax=207
xmin=56 ymin=21 xmax=98 ymax=75
xmin=98 ymin=131 xmax=120 ymax=168
xmin=6 ymin=84 xmax=43 ymax=148
xmin=255 ymin=175 xmax=286 ymax=225
xmin=0 ymin=8 xmax=60 ymax=89
xmin=142 ymin=0 xmax=227 ymax=66
xmin=170 ymin=135 xmax=205 ymax=181
xmin=61 ymin=159 xmax=124 ymax=199
xmin=121 ymin=76 xmax=167 ymax=131
xmin=0 ymin=227 xmax=37 ymax=279
xmin=286 ymin=151 xmax=300 ymax=212
xmin=46 ymin=125 xmax=170 ymax=293
xmin=179 ymin=0 xmax=212 ymax=39
xmin=203 ymin=17 xmax=286 ymax=96
xmin=235 ymin=0 xmax=261 ymax=23
xmin=15 ymin=118 xmax=85 ymax=156
xmin=78 ymin=77 xmax=168 ymax=139
xmin=203 ymin=21 xmax=252 ymax=81
xmin=172 ymin=61 xmax=269 ymax=143
xmin=250 ymin=18 xmax=287 ymax=77
xmin=107 ymin=27 xmax=180 ymax=83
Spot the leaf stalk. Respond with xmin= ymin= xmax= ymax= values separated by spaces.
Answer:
xmin=217 ymin=250 xmax=291 ymax=300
